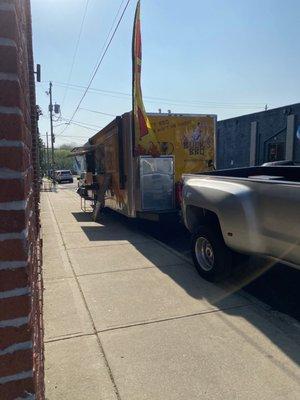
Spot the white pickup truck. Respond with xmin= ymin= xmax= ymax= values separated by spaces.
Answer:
xmin=182 ymin=166 xmax=300 ymax=282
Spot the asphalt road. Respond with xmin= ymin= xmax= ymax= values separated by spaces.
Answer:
xmin=59 ymin=182 xmax=300 ymax=322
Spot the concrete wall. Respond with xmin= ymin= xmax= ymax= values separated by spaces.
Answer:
xmin=0 ymin=1 xmax=44 ymax=399
xmin=217 ymin=103 xmax=300 ymax=169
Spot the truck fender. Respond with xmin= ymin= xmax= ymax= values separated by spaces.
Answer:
xmin=182 ymin=179 xmax=261 ymax=254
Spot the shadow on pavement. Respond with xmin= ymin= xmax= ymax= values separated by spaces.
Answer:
xmin=80 ymin=225 xmax=145 ymax=242
xmin=72 ymin=212 xmax=96 ymax=223
xmin=75 ymin=208 xmax=300 ymax=372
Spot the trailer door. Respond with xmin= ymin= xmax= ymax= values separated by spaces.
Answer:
xmin=139 ymin=156 xmax=175 ymax=211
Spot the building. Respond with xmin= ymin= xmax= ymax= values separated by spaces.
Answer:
xmin=0 ymin=1 xmax=44 ymax=399
xmin=217 ymin=103 xmax=300 ymax=169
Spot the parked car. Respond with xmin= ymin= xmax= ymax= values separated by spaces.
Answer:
xmin=182 ymin=166 xmax=300 ymax=281
xmin=54 ymin=170 xmax=73 ymax=183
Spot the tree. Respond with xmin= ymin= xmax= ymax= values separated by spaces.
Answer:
xmin=59 ymin=143 xmax=78 ymax=151
xmin=38 ymin=136 xmax=47 ymax=175
xmin=53 ymin=143 xmax=78 ymax=172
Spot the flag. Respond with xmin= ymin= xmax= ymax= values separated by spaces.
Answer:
xmin=132 ymin=0 xmax=160 ymax=156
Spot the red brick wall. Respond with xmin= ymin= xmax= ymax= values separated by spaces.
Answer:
xmin=0 ymin=1 xmax=44 ymax=399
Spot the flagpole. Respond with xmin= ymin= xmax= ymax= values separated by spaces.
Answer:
xmin=132 ymin=1 xmax=140 ymax=156
xmin=132 ymin=0 xmax=159 ymax=156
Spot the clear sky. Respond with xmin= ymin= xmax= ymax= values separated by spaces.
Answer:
xmin=31 ymin=0 xmax=300 ymax=147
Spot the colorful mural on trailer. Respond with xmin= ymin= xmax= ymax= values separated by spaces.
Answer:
xmin=148 ymin=114 xmax=215 ymax=181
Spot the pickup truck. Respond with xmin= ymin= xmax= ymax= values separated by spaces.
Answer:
xmin=182 ymin=166 xmax=300 ymax=282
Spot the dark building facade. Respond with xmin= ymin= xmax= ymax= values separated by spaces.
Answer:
xmin=217 ymin=103 xmax=300 ymax=169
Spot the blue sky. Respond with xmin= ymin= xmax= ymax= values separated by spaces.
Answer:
xmin=31 ymin=0 xmax=300 ymax=147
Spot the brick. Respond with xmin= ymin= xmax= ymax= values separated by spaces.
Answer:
xmin=0 ymin=80 xmax=22 ymax=109
xmin=0 ymin=175 xmax=31 ymax=203
xmin=0 ymin=116 xmax=32 ymax=150
xmin=0 ymin=239 xmax=28 ymax=262
xmin=0 ymin=45 xmax=18 ymax=74
xmin=0 ymin=8 xmax=17 ymax=42
xmin=0 ymin=295 xmax=30 ymax=321
xmin=0 ymin=269 xmax=28 ymax=291
xmin=0 ymin=210 xmax=26 ymax=234
xmin=0 ymin=326 xmax=31 ymax=352
xmin=0 ymin=179 xmax=25 ymax=202
xmin=0 ymin=377 xmax=34 ymax=400
xmin=0 ymin=349 xmax=32 ymax=376
xmin=0 ymin=147 xmax=30 ymax=171
xmin=0 ymin=113 xmax=23 ymax=139
xmin=0 ymin=1 xmax=43 ymax=397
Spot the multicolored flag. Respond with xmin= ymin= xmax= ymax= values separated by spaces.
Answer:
xmin=132 ymin=0 xmax=160 ymax=156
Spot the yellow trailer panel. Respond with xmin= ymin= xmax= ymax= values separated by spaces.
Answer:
xmin=148 ymin=114 xmax=215 ymax=182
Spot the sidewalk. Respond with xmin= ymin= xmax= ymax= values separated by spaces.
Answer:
xmin=41 ymin=186 xmax=300 ymax=400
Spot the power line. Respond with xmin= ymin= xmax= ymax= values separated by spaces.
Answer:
xmin=40 ymin=134 xmax=91 ymax=139
xmin=67 ymin=121 xmax=101 ymax=131
xmin=58 ymin=0 xmax=131 ymax=137
xmin=61 ymin=0 xmax=91 ymax=109
xmin=40 ymin=114 xmax=101 ymax=129
xmin=79 ymin=107 xmax=116 ymax=117
xmin=54 ymin=80 xmax=131 ymax=97
xmin=87 ymin=0 xmax=128 ymax=86
xmin=54 ymin=121 xmax=101 ymax=132
xmin=60 ymin=117 xmax=102 ymax=129
xmin=53 ymin=80 xmax=273 ymax=110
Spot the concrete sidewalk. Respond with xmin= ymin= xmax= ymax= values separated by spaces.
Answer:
xmin=42 ymin=186 xmax=300 ymax=400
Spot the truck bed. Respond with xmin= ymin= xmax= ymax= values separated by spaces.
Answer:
xmin=194 ymin=166 xmax=300 ymax=183
xmin=182 ymin=165 xmax=300 ymax=270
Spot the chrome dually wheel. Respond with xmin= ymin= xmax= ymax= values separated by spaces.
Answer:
xmin=195 ymin=237 xmax=215 ymax=271
xmin=191 ymin=225 xmax=233 ymax=282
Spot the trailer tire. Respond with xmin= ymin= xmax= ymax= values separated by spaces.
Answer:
xmin=191 ymin=225 xmax=232 ymax=282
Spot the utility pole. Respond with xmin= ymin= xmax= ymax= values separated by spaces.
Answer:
xmin=49 ymin=81 xmax=55 ymax=170
xmin=43 ymin=144 xmax=47 ymax=176
xmin=46 ymin=131 xmax=49 ymax=176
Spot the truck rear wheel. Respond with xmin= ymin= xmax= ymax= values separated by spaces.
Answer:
xmin=191 ymin=226 xmax=232 ymax=282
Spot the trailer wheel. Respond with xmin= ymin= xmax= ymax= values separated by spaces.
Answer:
xmin=191 ymin=225 xmax=232 ymax=282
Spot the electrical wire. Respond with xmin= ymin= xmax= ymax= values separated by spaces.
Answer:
xmin=53 ymin=80 xmax=273 ymax=110
xmin=40 ymin=134 xmax=92 ymax=139
xmin=60 ymin=117 xmax=102 ymax=129
xmin=57 ymin=0 xmax=131 ymax=137
xmin=61 ymin=0 xmax=91 ymax=109
xmin=68 ymin=121 xmax=102 ymax=131
xmin=79 ymin=107 xmax=116 ymax=117
xmin=41 ymin=114 xmax=101 ymax=129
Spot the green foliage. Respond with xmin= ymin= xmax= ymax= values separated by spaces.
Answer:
xmin=59 ymin=143 xmax=78 ymax=151
xmin=38 ymin=136 xmax=47 ymax=175
xmin=38 ymin=138 xmax=77 ymax=174
xmin=54 ymin=148 xmax=74 ymax=171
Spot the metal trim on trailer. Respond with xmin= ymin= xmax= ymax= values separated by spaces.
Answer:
xmin=147 ymin=113 xmax=218 ymax=118
xmin=116 ymin=116 xmax=125 ymax=189
xmin=125 ymin=112 xmax=136 ymax=218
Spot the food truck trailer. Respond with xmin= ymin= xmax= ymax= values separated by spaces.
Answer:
xmin=72 ymin=111 xmax=216 ymax=221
